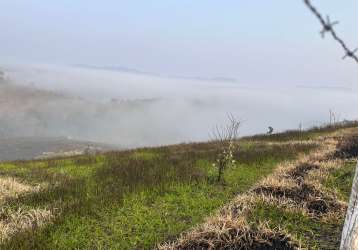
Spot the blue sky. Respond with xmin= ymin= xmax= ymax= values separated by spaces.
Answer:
xmin=1 ymin=0 xmax=357 ymax=86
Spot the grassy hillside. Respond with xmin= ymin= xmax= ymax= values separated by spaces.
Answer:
xmin=0 ymin=122 xmax=357 ymax=249
xmin=162 ymin=125 xmax=358 ymax=250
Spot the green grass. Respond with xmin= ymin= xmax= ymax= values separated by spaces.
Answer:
xmin=248 ymin=160 xmax=357 ymax=250
xmin=325 ymin=161 xmax=356 ymax=201
xmin=249 ymin=203 xmax=342 ymax=249
xmin=0 ymin=138 xmax=318 ymax=249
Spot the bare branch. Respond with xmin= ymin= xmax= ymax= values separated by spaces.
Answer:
xmin=211 ymin=114 xmax=241 ymax=182
xmin=211 ymin=113 xmax=240 ymax=144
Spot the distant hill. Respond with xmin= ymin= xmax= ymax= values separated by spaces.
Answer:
xmin=0 ymin=136 xmax=117 ymax=162
xmin=74 ymin=64 xmax=239 ymax=83
xmin=0 ymin=79 xmax=168 ymax=146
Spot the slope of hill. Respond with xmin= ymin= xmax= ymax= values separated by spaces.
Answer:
xmin=0 ymin=77 xmax=176 ymax=146
xmin=0 ymin=122 xmax=357 ymax=249
xmin=162 ymin=128 xmax=358 ymax=249
xmin=0 ymin=137 xmax=116 ymax=162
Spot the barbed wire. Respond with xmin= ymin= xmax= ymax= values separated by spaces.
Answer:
xmin=303 ymin=0 xmax=358 ymax=63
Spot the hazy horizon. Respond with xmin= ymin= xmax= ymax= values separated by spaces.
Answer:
xmin=1 ymin=1 xmax=358 ymax=87
xmin=1 ymin=1 xmax=357 ymax=149
xmin=1 ymin=63 xmax=357 ymax=148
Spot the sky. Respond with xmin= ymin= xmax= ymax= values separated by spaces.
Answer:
xmin=1 ymin=0 xmax=357 ymax=86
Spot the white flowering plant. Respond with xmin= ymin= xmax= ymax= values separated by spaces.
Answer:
xmin=211 ymin=114 xmax=240 ymax=182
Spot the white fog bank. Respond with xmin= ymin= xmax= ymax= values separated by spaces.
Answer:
xmin=1 ymin=63 xmax=357 ymax=147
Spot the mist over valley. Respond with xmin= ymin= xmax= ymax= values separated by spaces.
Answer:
xmin=0 ymin=63 xmax=357 ymax=160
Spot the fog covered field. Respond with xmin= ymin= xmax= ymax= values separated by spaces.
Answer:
xmin=1 ymin=63 xmax=357 ymax=148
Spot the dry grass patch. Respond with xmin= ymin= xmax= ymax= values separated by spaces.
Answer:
xmin=253 ymin=159 xmax=346 ymax=216
xmin=159 ymin=217 xmax=298 ymax=250
xmin=334 ymin=135 xmax=358 ymax=159
xmin=0 ymin=177 xmax=40 ymax=202
xmin=0 ymin=206 xmax=53 ymax=242
xmin=0 ymin=177 xmax=54 ymax=243
xmin=287 ymin=163 xmax=320 ymax=183
xmin=253 ymin=182 xmax=345 ymax=216
xmin=250 ymin=134 xmax=347 ymax=216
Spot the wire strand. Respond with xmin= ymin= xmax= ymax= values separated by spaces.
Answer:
xmin=304 ymin=0 xmax=358 ymax=64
